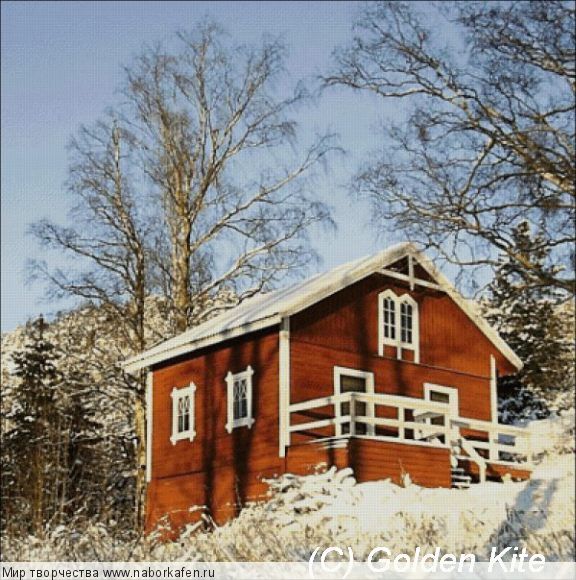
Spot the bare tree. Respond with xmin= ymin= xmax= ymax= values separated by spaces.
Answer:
xmin=32 ymin=120 xmax=149 ymax=350
xmin=122 ymin=21 xmax=335 ymax=332
xmin=31 ymin=22 xmax=335 ymax=526
xmin=31 ymin=120 xmax=150 ymax=526
xmin=326 ymin=1 xmax=575 ymax=293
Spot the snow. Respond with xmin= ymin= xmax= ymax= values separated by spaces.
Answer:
xmin=125 ymin=242 xmax=522 ymax=372
xmin=2 ymin=415 xmax=574 ymax=561
xmin=2 ymin=323 xmax=573 ymax=563
xmin=124 ymin=243 xmax=412 ymax=371
xmin=526 ymin=414 xmax=575 ymax=456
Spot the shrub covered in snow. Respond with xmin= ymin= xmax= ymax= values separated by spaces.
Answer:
xmin=2 ymin=415 xmax=574 ymax=562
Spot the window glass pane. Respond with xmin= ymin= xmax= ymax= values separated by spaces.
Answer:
xmin=400 ymin=302 xmax=413 ymax=344
xmin=233 ymin=378 xmax=248 ymax=420
xmin=383 ymin=298 xmax=395 ymax=340
xmin=177 ymin=394 xmax=190 ymax=433
xmin=340 ymin=375 xmax=367 ymax=393
xmin=430 ymin=391 xmax=450 ymax=403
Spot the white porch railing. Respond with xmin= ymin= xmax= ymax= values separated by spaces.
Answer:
xmin=288 ymin=391 xmax=533 ymax=480
xmin=451 ymin=416 xmax=533 ymax=466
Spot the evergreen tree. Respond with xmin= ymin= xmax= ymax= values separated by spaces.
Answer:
xmin=1 ymin=317 xmax=62 ymax=536
xmin=484 ymin=222 xmax=573 ymax=422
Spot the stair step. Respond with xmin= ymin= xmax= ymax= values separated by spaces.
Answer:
xmin=452 ymin=475 xmax=472 ymax=482
xmin=451 ymin=482 xmax=471 ymax=489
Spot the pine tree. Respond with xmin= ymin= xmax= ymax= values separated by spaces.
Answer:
xmin=484 ymin=222 xmax=573 ymax=422
xmin=1 ymin=317 xmax=62 ymax=536
xmin=1 ymin=309 xmax=139 ymax=538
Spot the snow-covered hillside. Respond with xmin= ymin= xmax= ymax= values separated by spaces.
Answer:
xmin=3 ymin=414 xmax=574 ymax=562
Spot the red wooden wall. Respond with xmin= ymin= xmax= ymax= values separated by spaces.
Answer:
xmin=290 ymin=273 xmax=515 ymax=423
xmin=147 ymin=328 xmax=282 ymax=532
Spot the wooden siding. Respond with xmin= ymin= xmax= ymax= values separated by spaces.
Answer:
xmin=146 ymin=328 xmax=282 ymax=533
xmin=290 ymin=273 xmax=516 ymax=378
xmin=290 ymin=342 xmax=493 ymax=422
xmin=460 ymin=459 xmax=532 ymax=483
xmin=146 ymin=269 xmax=522 ymax=533
xmin=289 ymin=273 xmax=513 ymax=424
xmin=286 ymin=440 xmax=351 ymax=475
xmin=350 ymin=439 xmax=452 ymax=488
xmin=285 ymin=438 xmax=451 ymax=488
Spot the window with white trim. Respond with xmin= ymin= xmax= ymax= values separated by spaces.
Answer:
xmin=378 ymin=290 xmax=420 ymax=362
xmin=225 ymin=366 xmax=255 ymax=432
xmin=170 ymin=383 xmax=196 ymax=444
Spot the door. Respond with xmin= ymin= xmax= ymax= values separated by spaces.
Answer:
xmin=334 ymin=367 xmax=375 ymax=436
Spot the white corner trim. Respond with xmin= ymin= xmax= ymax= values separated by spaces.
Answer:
xmin=333 ymin=366 xmax=375 ymax=437
xmin=279 ymin=317 xmax=290 ymax=457
xmin=225 ymin=365 xmax=256 ymax=433
xmin=170 ymin=382 xmax=197 ymax=445
xmin=145 ymin=371 xmax=153 ymax=483
xmin=490 ymin=355 xmax=498 ymax=423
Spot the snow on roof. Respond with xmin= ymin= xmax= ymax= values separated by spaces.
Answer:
xmin=123 ymin=242 xmax=522 ymax=372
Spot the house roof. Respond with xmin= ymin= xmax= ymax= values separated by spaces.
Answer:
xmin=123 ymin=242 xmax=522 ymax=373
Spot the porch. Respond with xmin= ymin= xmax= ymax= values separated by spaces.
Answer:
xmin=286 ymin=391 xmax=533 ymax=487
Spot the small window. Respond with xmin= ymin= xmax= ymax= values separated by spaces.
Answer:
xmin=225 ymin=366 xmax=255 ymax=432
xmin=170 ymin=383 xmax=196 ymax=444
xmin=429 ymin=391 xmax=450 ymax=404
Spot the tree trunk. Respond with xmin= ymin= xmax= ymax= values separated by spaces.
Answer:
xmin=134 ymin=386 xmax=147 ymax=530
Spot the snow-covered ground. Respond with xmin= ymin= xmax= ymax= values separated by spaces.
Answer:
xmin=3 ymin=415 xmax=574 ymax=561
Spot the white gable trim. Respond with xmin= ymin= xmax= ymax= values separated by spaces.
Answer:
xmin=406 ymin=249 xmax=522 ymax=370
xmin=123 ymin=243 xmax=522 ymax=373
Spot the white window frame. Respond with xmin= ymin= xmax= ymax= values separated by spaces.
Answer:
xmin=424 ymin=383 xmax=459 ymax=419
xmin=378 ymin=290 xmax=420 ymax=363
xmin=225 ymin=365 xmax=255 ymax=433
xmin=170 ymin=383 xmax=196 ymax=445
xmin=333 ymin=366 xmax=375 ymax=436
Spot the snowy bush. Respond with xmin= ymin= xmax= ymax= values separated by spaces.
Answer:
xmin=3 ymin=435 xmax=574 ymax=562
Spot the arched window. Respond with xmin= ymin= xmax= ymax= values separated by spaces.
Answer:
xmin=170 ymin=383 xmax=197 ymax=444
xmin=378 ymin=290 xmax=420 ymax=362
xmin=225 ymin=366 xmax=255 ymax=433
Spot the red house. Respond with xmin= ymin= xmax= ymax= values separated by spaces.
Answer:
xmin=124 ymin=243 xmax=533 ymax=533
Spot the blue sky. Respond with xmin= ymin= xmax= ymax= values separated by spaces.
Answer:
xmin=1 ymin=1 xmax=415 ymax=332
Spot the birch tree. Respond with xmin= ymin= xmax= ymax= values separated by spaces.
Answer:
xmin=31 ymin=21 xmax=334 ymax=527
xmin=327 ymin=1 xmax=575 ymax=293
xmin=122 ymin=22 xmax=334 ymax=332
xmin=31 ymin=120 xmax=150 ymax=526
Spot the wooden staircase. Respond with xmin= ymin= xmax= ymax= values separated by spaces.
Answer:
xmin=450 ymin=440 xmax=472 ymax=489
